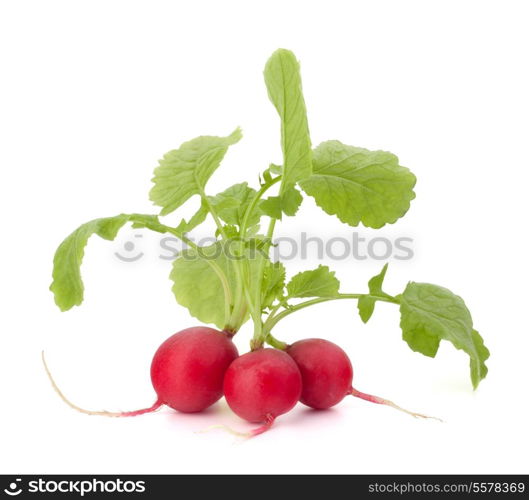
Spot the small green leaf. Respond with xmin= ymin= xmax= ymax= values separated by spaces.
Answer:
xmin=149 ymin=128 xmax=242 ymax=216
xmin=268 ymin=163 xmax=282 ymax=175
xmin=300 ymin=141 xmax=416 ymax=228
xmin=357 ymin=296 xmax=374 ymax=324
xmin=260 ymin=196 xmax=282 ymax=219
xmin=50 ymin=214 xmax=163 ymax=311
xmin=399 ymin=282 xmax=489 ymax=389
xmin=173 ymin=200 xmax=209 ymax=235
xmin=262 ymin=164 xmax=283 ymax=185
xmin=260 ymin=187 xmax=303 ymax=220
xmin=281 ymin=187 xmax=303 ymax=216
xmin=287 ymin=265 xmax=340 ymax=298
xmin=264 ymin=49 xmax=312 ymax=190
xmin=357 ymin=263 xmax=389 ymax=323
xmin=209 ymin=182 xmax=259 ymax=227
xmin=261 ymin=261 xmax=286 ymax=309
xmin=262 ymin=169 xmax=273 ymax=185
xmin=222 ymin=225 xmax=240 ymax=239
xmin=470 ymin=329 xmax=490 ymax=387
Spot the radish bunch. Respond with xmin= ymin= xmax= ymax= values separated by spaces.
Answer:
xmin=44 ymin=327 xmax=434 ymax=436
xmin=48 ymin=49 xmax=488 ymax=436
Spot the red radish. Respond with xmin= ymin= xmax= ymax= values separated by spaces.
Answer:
xmin=43 ymin=326 xmax=238 ymax=416
xmin=223 ymin=348 xmax=302 ymax=435
xmin=287 ymin=338 xmax=436 ymax=419
xmin=287 ymin=338 xmax=351 ymax=409
xmin=150 ymin=326 xmax=238 ymax=412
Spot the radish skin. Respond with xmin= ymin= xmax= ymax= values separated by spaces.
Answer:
xmin=43 ymin=326 xmax=238 ymax=416
xmin=223 ymin=349 xmax=302 ymax=434
xmin=287 ymin=338 xmax=439 ymax=420
xmin=151 ymin=327 xmax=238 ymax=413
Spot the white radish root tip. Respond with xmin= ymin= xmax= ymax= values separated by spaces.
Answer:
xmin=197 ymin=414 xmax=276 ymax=439
xmin=349 ymin=387 xmax=443 ymax=422
xmin=41 ymin=351 xmax=162 ymax=417
xmin=196 ymin=424 xmax=252 ymax=439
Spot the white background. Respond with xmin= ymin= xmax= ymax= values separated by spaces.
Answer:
xmin=1 ymin=0 xmax=528 ymax=475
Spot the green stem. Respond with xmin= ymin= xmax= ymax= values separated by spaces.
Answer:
xmin=265 ymin=333 xmax=288 ymax=350
xmin=199 ymin=190 xmax=248 ymax=332
xmin=262 ymin=293 xmax=399 ymax=335
xmin=228 ymin=267 xmax=245 ymax=331
xmin=239 ymin=175 xmax=282 ymax=236
xmin=236 ymin=175 xmax=282 ymax=349
xmin=250 ymin=217 xmax=278 ymax=348
xmin=200 ymin=191 xmax=228 ymax=240
xmin=266 ymin=302 xmax=282 ymax=322
xmin=227 ymin=236 xmax=262 ymax=333
xmin=241 ymin=259 xmax=263 ymax=348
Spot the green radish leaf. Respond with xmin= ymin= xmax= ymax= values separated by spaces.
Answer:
xmin=222 ymin=225 xmax=240 ymax=239
xmin=357 ymin=263 xmax=390 ymax=323
xmin=262 ymin=169 xmax=273 ymax=185
xmin=470 ymin=329 xmax=490 ymax=388
xmin=260 ymin=187 xmax=303 ymax=220
xmin=268 ymin=163 xmax=282 ymax=175
xmin=209 ymin=182 xmax=260 ymax=227
xmin=280 ymin=187 xmax=303 ymax=216
xmin=264 ymin=49 xmax=312 ymax=190
xmin=129 ymin=214 xmax=171 ymax=233
xmin=50 ymin=214 xmax=165 ymax=311
xmin=260 ymin=196 xmax=282 ymax=219
xmin=287 ymin=265 xmax=340 ymax=298
xmin=398 ymin=282 xmax=489 ymax=389
xmin=171 ymin=242 xmax=236 ymax=329
xmin=245 ymin=224 xmax=261 ymax=238
xmin=261 ymin=163 xmax=282 ymax=184
xmin=300 ymin=141 xmax=416 ymax=229
xmin=149 ymin=128 xmax=242 ymax=216
xmin=173 ymin=199 xmax=209 ymax=235
xmin=170 ymin=241 xmax=267 ymax=329
xmin=261 ymin=261 xmax=286 ymax=309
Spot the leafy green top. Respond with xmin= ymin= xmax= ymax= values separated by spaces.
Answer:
xmin=301 ymin=141 xmax=416 ymax=228
xmin=49 ymin=48 xmax=488 ymax=390
xmin=50 ymin=214 xmax=167 ymax=311
xmin=264 ymin=49 xmax=312 ymax=191
xmin=287 ymin=266 xmax=340 ymax=298
xmin=399 ymin=282 xmax=489 ymax=389
xmin=150 ymin=128 xmax=242 ymax=215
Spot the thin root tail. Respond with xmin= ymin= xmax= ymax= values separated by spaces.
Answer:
xmin=349 ymin=387 xmax=443 ymax=422
xmin=41 ymin=351 xmax=163 ymax=417
xmin=197 ymin=414 xmax=276 ymax=439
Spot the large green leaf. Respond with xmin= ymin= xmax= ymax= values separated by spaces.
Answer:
xmin=300 ymin=141 xmax=416 ymax=229
xmin=264 ymin=49 xmax=312 ymax=190
xmin=399 ymin=282 xmax=489 ymax=389
xmin=170 ymin=241 xmax=267 ymax=329
xmin=50 ymin=214 xmax=166 ymax=311
xmin=170 ymin=243 xmax=235 ymax=329
xmin=149 ymin=128 xmax=242 ymax=215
